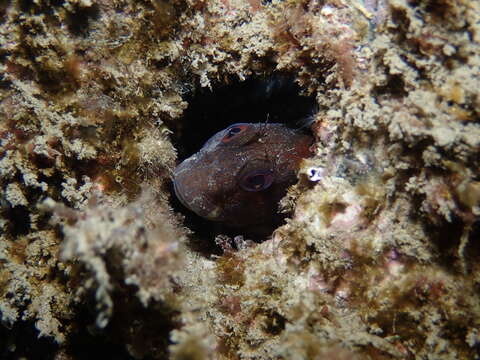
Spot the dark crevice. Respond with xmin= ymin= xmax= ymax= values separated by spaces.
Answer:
xmin=172 ymin=74 xmax=317 ymax=160
xmin=0 ymin=0 xmax=9 ymax=25
xmin=0 ymin=320 xmax=58 ymax=360
xmin=51 ymin=261 xmax=178 ymax=360
xmin=372 ymin=74 xmax=407 ymax=99
xmin=263 ymin=310 xmax=286 ymax=335
xmin=66 ymin=3 xmax=101 ymax=36
xmin=169 ymin=73 xmax=317 ymax=251
xmin=18 ymin=0 xmax=34 ymax=12
xmin=17 ymin=0 xmax=65 ymax=15
xmin=463 ymin=220 xmax=480 ymax=273
xmin=428 ymin=215 xmax=465 ymax=273
xmin=2 ymin=205 xmax=31 ymax=237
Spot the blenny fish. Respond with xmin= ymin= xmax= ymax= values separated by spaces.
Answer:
xmin=173 ymin=123 xmax=313 ymax=236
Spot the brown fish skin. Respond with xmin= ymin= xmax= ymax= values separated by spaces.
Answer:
xmin=173 ymin=123 xmax=313 ymax=235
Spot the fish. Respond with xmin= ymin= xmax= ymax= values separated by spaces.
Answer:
xmin=173 ymin=123 xmax=313 ymax=236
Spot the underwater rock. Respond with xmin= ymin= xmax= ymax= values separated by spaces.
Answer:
xmin=1 ymin=0 xmax=479 ymax=358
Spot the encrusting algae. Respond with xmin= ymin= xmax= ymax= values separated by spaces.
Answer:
xmin=1 ymin=0 xmax=479 ymax=359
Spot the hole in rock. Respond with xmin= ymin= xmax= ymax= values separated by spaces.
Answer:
xmin=169 ymin=74 xmax=317 ymax=250
xmin=66 ymin=3 xmax=101 ymax=36
xmin=3 ymin=205 xmax=31 ymax=237
xmin=0 ymin=320 xmax=57 ymax=360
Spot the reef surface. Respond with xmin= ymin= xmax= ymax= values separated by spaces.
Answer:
xmin=0 ymin=0 xmax=479 ymax=359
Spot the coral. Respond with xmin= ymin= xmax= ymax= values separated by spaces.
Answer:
xmin=1 ymin=0 xmax=479 ymax=358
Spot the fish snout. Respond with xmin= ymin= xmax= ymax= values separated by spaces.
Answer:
xmin=173 ymin=160 xmax=225 ymax=221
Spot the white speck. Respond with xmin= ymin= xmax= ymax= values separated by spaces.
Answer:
xmin=443 ymin=44 xmax=456 ymax=56
xmin=307 ymin=167 xmax=325 ymax=182
xmin=321 ymin=5 xmax=335 ymax=17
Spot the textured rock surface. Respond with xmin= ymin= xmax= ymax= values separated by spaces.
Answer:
xmin=1 ymin=0 xmax=479 ymax=359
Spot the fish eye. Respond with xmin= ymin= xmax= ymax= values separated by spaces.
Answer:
xmin=239 ymin=170 xmax=274 ymax=192
xmin=221 ymin=124 xmax=249 ymax=143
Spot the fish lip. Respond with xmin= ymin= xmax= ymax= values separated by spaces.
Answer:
xmin=173 ymin=177 xmax=189 ymax=209
xmin=173 ymin=173 xmax=223 ymax=221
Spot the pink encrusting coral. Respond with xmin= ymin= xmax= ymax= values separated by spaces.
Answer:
xmin=1 ymin=0 xmax=480 ymax=358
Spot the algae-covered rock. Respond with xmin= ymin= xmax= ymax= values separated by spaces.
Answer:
xmin=1 ymin=0 xmax=479 ymax=359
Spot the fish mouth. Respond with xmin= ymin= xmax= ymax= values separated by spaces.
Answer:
xmin=173 ymin=176 xmax=224 ymax=221
xmin=173 ymin=178 xmax=189 ymax=209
